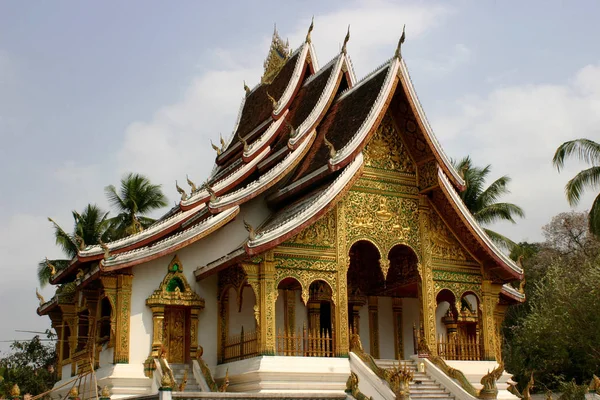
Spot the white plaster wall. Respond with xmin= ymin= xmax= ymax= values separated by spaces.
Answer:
xmin=464 ymin=294 xmax=478 ymax=311
xmin=295 ymin=291 xmax=307 ymax=331
xmin=275 ymin=289 xmax=285 ymax=334
xmin=275 ymin=289 xmax=307 ymax=335
xmin=378 ymin=296 xmax=395 ymax=359
xmin=61 ymin=364 xmax=71 ymax=380
xmin=436 ymin=301 xmax=451 ymax=339
xmin=99 ymin=344 xmax=114 ymax=368
xmin=358 ymin=304 xmax=370 ymax=354
xmin=402 ymin=297 xmax=420 ymax=357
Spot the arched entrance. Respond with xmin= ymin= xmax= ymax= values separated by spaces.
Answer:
xmin=146 ymin=255 xmax=205 ymax=364
xmin=347 ymin=241 xmax=421 ymax=359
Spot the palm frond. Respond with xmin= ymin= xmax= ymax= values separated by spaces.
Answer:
xmin=589 ymin=193 xmax=600 ymax=237
xmin=477 ymin=175 xmax=512 ymax=209
xmin=474 ymin=203 xmax=525 ymax=225
xmin=37 ymin=259 xmax=70 ymax=288
xmin=47 ymin=218 xmax=78 ymax=258
xmin=564 ymin=166 xmax=600 ymax=206
xmin=552 ymin=138 xmax=600 ymax=172
xmin=104 ymin=184 xmax=128 ymax=213
xmin=483 ymin=228 xmax=518 ymax=251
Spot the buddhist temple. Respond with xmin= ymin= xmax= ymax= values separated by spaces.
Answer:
xmin=37 ymin=22 xmax=524 ymax=400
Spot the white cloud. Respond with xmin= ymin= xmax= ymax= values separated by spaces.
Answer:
xmin=433 ymin=62 xmax=600 ymax=242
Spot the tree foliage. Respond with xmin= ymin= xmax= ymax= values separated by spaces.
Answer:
xmin=453 ymin=156 xmax=525 ymax=250
xmin=0 ymin=333 xmax=57 ymax=397
xmin=553 ymin=138 xmax=600 ymax=237
xmin=504 ymin=212 xmax=600 ymax=391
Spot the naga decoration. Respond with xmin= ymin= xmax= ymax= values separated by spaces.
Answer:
xmin=341 ymin=25 xmax=350 ymax=54
xmin=176 ymin=180 xmax=188 ymax=201
xmin=388 ymin=364 xmax=414 ymax=400
xmin=285 ymin=119 xmax=297 ymax=139
xmin=522 ymin=372 xmax=534 ymax=400
xmin=211 ymin=140 xmax=222 ymax=156
xmin=345 ymin=372 xmax=373 ymax=400
xmin=195 ymin=346 xmax=219 ymax=392
xmin=45 ymin=258 xmax=56 ymax=276
xmin=186 ymin=174 xmax=198 ymax=193
xmin=238 ymin=132 xmax=249 ymax=152
xmin=305 ymin=16 xmax=314 ymax=44
xmin=478 ymin=362 xmax=505 ymax=400
xmin=220 ymin=135 xmax=226 ymax=152
xmin=244 ymin=80 xmax=251 ymax=96
xmin=36 ymin=288 xmax=45 ymax=306
xmin=266 ymin=91 xmax=278 ymax=110
xmin=395 ymin=25 xmax=406 ymax=59
xmin=99 ymin=239 xmax=110 ymax=260
xmin=323 ymin=135 xmax=337 ymax=158
xmin=244 ymin=219 xmax=257 ymax=241
xmin=218 ymin=368 xmax=229 ymax=392
xmin=74 ymin=234 xmax=85 ymax=251
xmin=203 ymin=182 xmax=218 ymax=202
xmin=178 ymin=369 xmax=188 ymax=392
xmin=75 ymin=268 xmax=84 ymax=281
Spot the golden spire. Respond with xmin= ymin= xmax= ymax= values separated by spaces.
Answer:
xmin=305 ymin=16 xmax=314 ymax=44
xmin=341 ymin=25 xmax=350 ymax=54
xmin=211 ymin=140 xmax=222 ymax=156
xmin=186 ymin=174 xmax=197 ymax=193
xmin=323 ymin=134 xmax=337 ymax=158
xmin=394 ymin=25 xmax=406 ymax=59
xmin=176 ymin=180 xmax=188 ymax=201
xmin=10 ymin=384 xmax=20 ymax=397
xmin=244 ymin=80 xmax=251 ymax=96
xmin=45 ymin=258 xmax=56 ymax=276
xmin=36 ymin=288 xmax=45 ymax=306
xmin=243 ymin=219 xmax=257 ymax=241
xmin=266 ymin=91 xmax=278 ymax=110
xmin=262 ymin=25 xmax=290 ymax=84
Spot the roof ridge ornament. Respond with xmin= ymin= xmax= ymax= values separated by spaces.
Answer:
xmin=203 ymin=181 xmax=218 ymax=202
xmin=285 ymin=119 xmax=297 ymax=139
xmin=36 ymin=287 xmax=45 ymax=306
xmin=305 ymin=16 xmax=314 ymax=44
xmin=394 ymin=25 xmax=406 ymax=59
xmin=99 ymin=239 xmax=111 ymax=260
xmin=262 ymin=24 xmax=290 ymax=84
xmin=176 ymin=180 xmax=188 ymax=201
xmin=341 ymin=25 xmax=350 ymax=54
xmin=211 ymin=140 xmax=222 ymax=156
xmin=323 ymin=134 xmax=337 ymax=158
xmin=186 ymin=174 xmax=198 ymax=193
xmin=237 ymin=132 xmax=249 ymax=152
xmin=244 ymin=80 xmax=251 ymax=96
xmin=243 ymin=219 xmax=257 ymax=240
xmin=45 ymin=257 xmax=56 ymax=276
xmin=220 ymin=134 xmax=226 ymax=152
xmin=266 ymin=91 xmax=278 ymax=110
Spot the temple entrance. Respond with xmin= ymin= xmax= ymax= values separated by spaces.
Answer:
xmin=347 ymin=241 xmax=420 ymax=359
xmin=162 ymin=307 xmax=188 ymax=363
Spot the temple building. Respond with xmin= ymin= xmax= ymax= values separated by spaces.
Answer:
xmin=37 ymin=23 xmax=524 ymax=400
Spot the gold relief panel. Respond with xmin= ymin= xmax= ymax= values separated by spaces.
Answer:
xmin=418 ymin=159 xmax=438 ymax=190
xmin=282 ymin=209 xmax=336 ymax=248
xmin=364 ymin=113 xmax=416 ymax=175
xmin=429 ymin=208 xmax=473 ymax=262
xmin=146 ymin=256 xmax=205 ymax=309
xmin=353 ymin=177 xmax=419 ymax=197
xmin=344 ymin=190 xmax=420 ymax=255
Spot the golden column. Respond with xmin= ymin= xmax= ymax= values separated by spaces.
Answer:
xmin=481 ymin=279 xmax=502 ymax=360
xmin=368 ymin=296 xmax=380 ymax=358
xmin=417 ymin=196 xmax=437 ymax=354
xmin=189 ymin=308 xmax=200 ymax=360
xmin=149 ymin=306 xmax=165 ymax=358
xmin=335 ymin=203 xmax=350 ymax=356
xmin=114 ymin=274 xmax=133 ymax=363
xmin=392 ymin=298 xmax=404 ymax=359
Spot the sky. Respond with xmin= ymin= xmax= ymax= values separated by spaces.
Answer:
xmin=1 ymin=1 xmax=599 ymax=351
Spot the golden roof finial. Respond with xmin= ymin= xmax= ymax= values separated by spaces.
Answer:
xmin=176 ymin=180 xmax=188 ymax=201
xmin=262 ymin=25 xmax=290 ymax=84
xmin=45 ymin=258 xmax=57 ymax=276
xmin=323 ymin=134 xmax=337 ymax=158
xmin=203 ymin=181 xmax=218 ymax=202
xmin=186 ymin=174 xmax=197 ymax=193
xmin=211 ymin=140 xmax=222 ymax=156
xmin=220 ymin=134 xmax=226 ymax=152
xmin=284 ymin=119 xmax=297 ymax=139
xmin=244 ymin=80 xmax=251 ymax=96
xmin=341 ymin=25 xmax=350 ymax=54
xmin=76 ymin=268 xmax=84 ymax=281
xmin=305 ymin=16 xmax=314 ymax=44
xmin=243 ymin=219 xmax=257 ymax=241
xmin=36 ymin=288 xmax=45 ymax=306
xmin=395 ymin=25 xmax=406 ymax=59
xmin=238 ymin=132 xmax=249 ymax=152
xmin=99 ymin=239 xmax=110 ymax=260
xmin=266 ymin=91 xmax=278 ymax=110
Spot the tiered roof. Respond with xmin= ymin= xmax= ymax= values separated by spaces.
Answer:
xmin=44 ymin=24 xmax=523 ymax=304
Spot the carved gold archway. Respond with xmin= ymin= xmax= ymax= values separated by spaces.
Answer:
xmin=146 ymin=255 xmax=205 ymax=360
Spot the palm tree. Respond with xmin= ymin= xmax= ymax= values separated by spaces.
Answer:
xmin=105 ymin=173 xmax=168 ymax=238
xmin=552 ymin=138 xmax=600 ymax=237
xmin=453 ymin=156 xmax=525 ymax=250
xmin=37 ymin=204 xmax=112 ymax=287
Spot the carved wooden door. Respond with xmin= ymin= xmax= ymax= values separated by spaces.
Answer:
xmin=162 ymin=307 xmax=186 ymax=363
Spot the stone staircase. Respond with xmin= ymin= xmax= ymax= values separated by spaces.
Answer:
xmin=375 ymin=359 xmax=455 ymax=400
xmin=170 ymin=363 xmax=201 ymax=392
